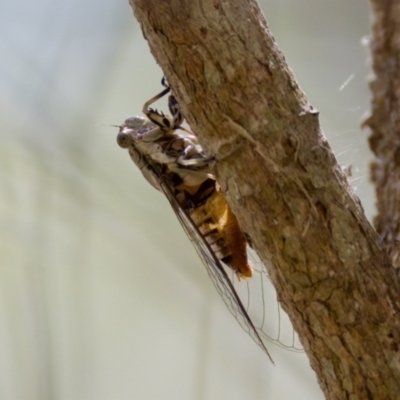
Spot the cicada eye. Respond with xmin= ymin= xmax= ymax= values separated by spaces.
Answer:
xmin=117 ymin=130 xmax=131 ymax=148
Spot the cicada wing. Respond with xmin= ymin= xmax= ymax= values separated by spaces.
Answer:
xmin=158 ymin=180 xmax=274 ymax=363
xmin=228 ymin=249 xmax=303 ymax=352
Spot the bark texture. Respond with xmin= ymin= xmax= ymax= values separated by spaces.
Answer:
xmin=363 ymin=0 xmax=400 ymax=270
xmin=130 ymin=1 xmax=400 ymax=398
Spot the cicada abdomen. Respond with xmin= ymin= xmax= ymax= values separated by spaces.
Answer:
xmin=189 ymin=190 xmax=253 ymax=279
xmin=115 ymin=79 xmax=302 ymax=361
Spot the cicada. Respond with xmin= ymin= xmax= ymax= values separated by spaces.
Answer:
xmin=116 ymin=79 xmax=302 ymax=362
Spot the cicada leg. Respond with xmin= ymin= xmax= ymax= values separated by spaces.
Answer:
xmin=160 ymin=76 xmax=184 ymax=128
xmin=142 ymin=86 xmax=175 ymax=131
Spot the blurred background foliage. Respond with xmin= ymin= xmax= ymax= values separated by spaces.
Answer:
xmin=1 ymin=1 xmax=371 ymax=399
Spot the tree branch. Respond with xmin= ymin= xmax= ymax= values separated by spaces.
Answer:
xmin=364 ymin=0 xmax=400 ymax=270
xmin=130 ymin=0 xmax=400 ymax=398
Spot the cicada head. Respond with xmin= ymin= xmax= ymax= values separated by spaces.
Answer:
xmin=116 ymin=117 xmax=144 ymax=148
xmin=117 ymin=116 xmax=161 ymax=149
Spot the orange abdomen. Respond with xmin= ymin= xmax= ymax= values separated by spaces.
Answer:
xmin=190 ymin=191 xmax=253 ymax=279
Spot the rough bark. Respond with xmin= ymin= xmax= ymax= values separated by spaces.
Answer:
xmin=363 ymin=0 xmax=400 ymax=271
xmin=129 ymin=1 xmax=400 ymax=399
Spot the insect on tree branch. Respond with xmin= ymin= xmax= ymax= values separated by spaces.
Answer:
xmin=128 ymin=1 xmax=400 ymax=398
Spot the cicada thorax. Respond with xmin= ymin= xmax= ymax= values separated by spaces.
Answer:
xmin=176 ymin=180 xmax=253 ymax=280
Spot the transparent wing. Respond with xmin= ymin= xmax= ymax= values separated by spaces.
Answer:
xmin=229 ymin=248 xmax=303 ymax=352
xmin=158 ymin=180 xmax=276 ymax=363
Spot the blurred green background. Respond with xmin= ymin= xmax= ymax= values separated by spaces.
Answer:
xmin=1 ymin=1 xmax=372 ymax=399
